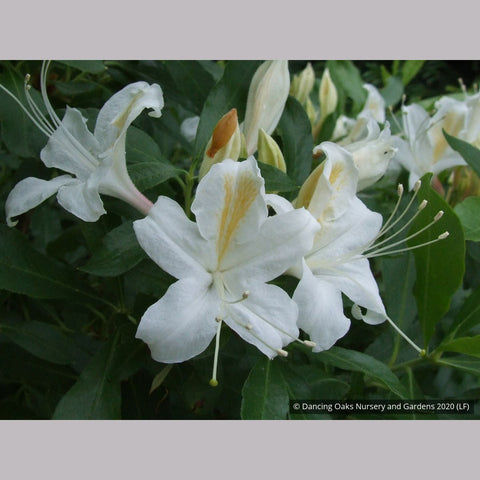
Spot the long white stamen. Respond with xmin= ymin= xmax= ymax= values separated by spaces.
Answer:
xmin=0 ymin=83 xmax=52 ymax=137
xmin=40 ymin=60 xmax=62 ymax=129
xmin=23 ymin=75 xmax=55 ymax=136
xmin=226 ymin=291 xmax=250 ymax=304
xmin=386 ymin=316 xmax=426 ymax=356
xmin=228 ymin=311 xmax=288 ymax=357
xmin=365 ymin=232 xmax=449 ymax=258
xmin=366 ymin=211 xmax=445 ymax=257
xmin=364 ymin=200 xmax=428 ymax=253
xmin=375 ymin=181 xmax=421 ymax=241
xmin=209 ymin=320 xmax=222 ymax=387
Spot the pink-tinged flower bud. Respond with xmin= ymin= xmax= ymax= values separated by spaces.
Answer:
xmin=243 ymin=60 xmax=290 ymax=156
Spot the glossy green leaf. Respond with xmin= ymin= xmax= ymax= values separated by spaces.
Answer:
xmin=437 ymin=357 xmax=480 ymax=376
xmin=278 ymin=96 xmax=313 ymax=185
xmin=257 ymin=161 xmax=299 ymax=193
xmin=58 ymin=60 xmax=106 ymax=74
xmin=380 ymin=75 xmax=404 ymax=107
xmin=126 ymin=126 xmax=167 ymax=164
xmin=80 ymin=221 xmax=146 ymax=277
xmin=0 ymin=224 xmax=105 ymax=305
xmin=401 ymin=61 xmax=425 ymax=86
xmin=454 ymin=196 xmax=480 ymax=241
xmin=326 ymin=60 xmax=367 ymax=109
xmin=408 ymin=173 xmax=465 ymax=346
xmin=241 ymin=357 xmax=289 ymax=419
xmin=443 ymin=131 xmax=480 ymax=178
xmin=194 ymin=61 xmax=261 ymax=162
xmin=128 ymin=162 xmax=181 ymax=192
xmin=164 ymin=61 xmax=216 ymax=115
xmin=52 ymin=333 xmax=146 ymax=419
xmin=0 ymin=319 xmax=75 ymax=365
xmin=314 ymin=347 xmax=409 ymax=398
xmin=438 ymin=336 xmax=480 ymax=358
xmin=448 ymin=283 xmax=480 ymax=337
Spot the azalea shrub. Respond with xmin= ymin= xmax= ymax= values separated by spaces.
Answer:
xmin=0 ymin=59 xmax=479 ymax=420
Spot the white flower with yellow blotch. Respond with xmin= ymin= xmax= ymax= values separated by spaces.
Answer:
xmin=133 ymin=157 xmax=319 ymax=385
xmin=2 ymin=61 xmax=163 ymax=225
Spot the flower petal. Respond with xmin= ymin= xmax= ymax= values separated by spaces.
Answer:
xmin=191 ymin=157 xmax=267 ymax=268
xmin=5 ymin=175 xmax=76 ymax=226
xmin=317 ymin=257 xmax=387 ymax=323
xmin=133 ymin=196 xmax=214 ymax=279
xmin=224 ymin=282 xmax=298 ymax=358
xmin=293 ymin=266 xmax=350 ymax=351
xmin=307 ymin=196 xmax=382 ymax=263
xmin=40 ymin=107 xmax=101 ymax=180
xmin=94 ymin=82 xmax=164 ymax=152
xmin=56 ymin=178 xmax=106 ymax=222
xmin=222 ymin=206 xmax=319 ymax=287
xmin=136 ymin=276 xmax=220 ymax=363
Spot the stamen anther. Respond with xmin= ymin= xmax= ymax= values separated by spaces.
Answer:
xmin=413 ymin=179 xmax=422 ymax=192
xmin=434 ymin=211 xmax=444 ymax=222
xmin=419 ymin=199 xmax=428 ymax=210
xmin=276 ymin=349 xmax=288 ymax=357
xmin=303 ymin=340 xmax=316 ymax=348
xmin=397 ymin=184 xmax=404 ymax=196
xmin=439 ymin=231 xmax=449 ymax=240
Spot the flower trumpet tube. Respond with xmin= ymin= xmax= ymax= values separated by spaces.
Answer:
xmin=133 ymin=157 xmax=319 ymax=385
xmin=2 ymin=61 xmax=164 ymax=226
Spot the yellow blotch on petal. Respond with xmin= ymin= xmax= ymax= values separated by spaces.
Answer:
xmin=295 ymin=162 xmax=325 ymax=209
xmin=216 ymin=172 xmax=259 ymax=265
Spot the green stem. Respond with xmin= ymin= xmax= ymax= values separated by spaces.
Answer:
xmin=183 ymin=163 xmax=197 ymax=219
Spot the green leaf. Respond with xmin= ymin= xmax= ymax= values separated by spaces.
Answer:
xmin=0 ymin=69 xmax=46 ymax=157
xmin=128 ymin=162 xmax=181 ymax=192
xmin=278 ymin=96 xmax=313 ymax=185
xmin=380 ymin=75 xmax=404 ymax=107
xmin=449 ymin=283 xmax=480 ymax=337
xmin=58 ymin=60 xmax=106 ymax=74
xmin=54 ymin=81 xmax=99 ymax=97
xmin=257 ymin=161 xmax=299 ymax=193
xmin=438 ymin=336 xmax=480 ymax=358
xmin=241 ymin=357 xmax=289 ymax=419
xmin=126 ymin=126 xmax=166 ymax=164
xmin=0 ymin=224 xmax=105 ymax=305
xmin=401 ymin=61 xmax=425 ymax=86
xmin=194 ymin=61 xmax=261 ymax=162
xmin=454 ymin=196 xmax=480 ymax=241
xmin=80 ymin=221 xmax=146 ymax=277
xmin=0 ymin=319 xmax=75 ymax=365
xmin=163 ymin=61 xmax=216 ymax=115
xmin=314 ymin=347 xmax=409 ymax=398
xmin=52 ymin=332 xmax=141 ymax=419
xmin=408 ymin=173 xmax=465 ymax=346
xmin=443 ymin=131 xmax=480 ymax=178
xmin=326 ymin=61 xmax=367 ymax=109
xmin=437 ymin=357 xmax=480 ymax=376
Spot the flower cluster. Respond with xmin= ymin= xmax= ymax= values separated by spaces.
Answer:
xmin=3 ymin=60 xmax=476 ymax=388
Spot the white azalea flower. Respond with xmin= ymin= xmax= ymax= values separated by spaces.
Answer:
xmin=3 ymin=61 xmax=164 ymax=225
xmin=133 ymin=157 xmax=319 ymax=385
xmin=269 ymin=142 xmax=446 ymax=353
xmin=395 ymin=101 xmax=468 ymax=190
xmin=291 ymin=143 xmax=387 ymax=350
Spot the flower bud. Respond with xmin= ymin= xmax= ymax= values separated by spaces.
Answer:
xmin=199 ymin=108 xmax=241 ymax=178
xmin=319 ymin=68 xmax=338 ymax=120
xmin=361 ymin=84 xmax=385 ymax=124
xmin=257 ymin=128 xmax=286 ymax=172
xmin=448 ymin=165 xmax=480 ymax=206
xmin=290 ymin=62 xmax=315 ymax=106
xmin=243 ymin=60 xmax=290 ymax=156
